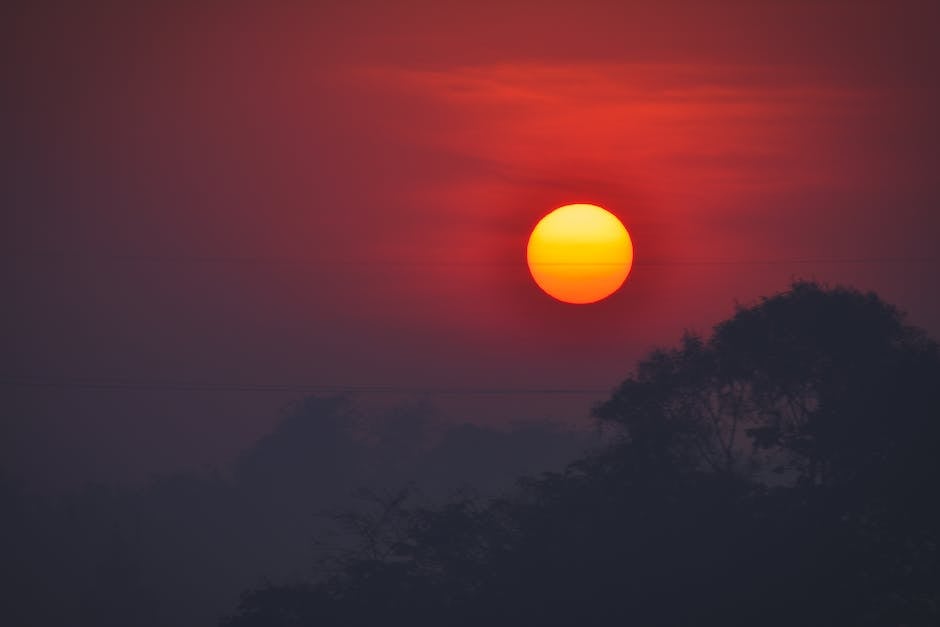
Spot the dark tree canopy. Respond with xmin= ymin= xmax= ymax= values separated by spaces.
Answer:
xmin=595 ymin=281 xmax=940 ymax=487
xmin=223 ymin=282 xmax=940 ymax=627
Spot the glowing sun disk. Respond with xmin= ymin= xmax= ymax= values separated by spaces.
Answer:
xmin=526 ymin=203 xmax=634 ymax=304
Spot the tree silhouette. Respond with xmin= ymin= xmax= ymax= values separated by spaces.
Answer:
xmin=223 ymin=281 xmax=940 ymax=626
xmin=2 ymin=392 xmax=590 ymax=625
xmin=596 ymin=280 xmax=940 ymax=487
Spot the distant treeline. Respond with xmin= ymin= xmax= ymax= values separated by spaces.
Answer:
xmin=1 ymin=400 xmax=592 ymax=626
xmin=221 ymin=281 xmax=940 ymax=627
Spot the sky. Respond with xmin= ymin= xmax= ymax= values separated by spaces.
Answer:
xmin=3 ymin=0 xmax=939 ymax=488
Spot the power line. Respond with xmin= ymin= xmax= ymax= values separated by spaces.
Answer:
xmin=636 ymin=257 xmax=938 ymax=266
xmin=3 ymin=251 xmax=937 ymax=268
xmin=0 ymin=375 xmax=611 ymax=396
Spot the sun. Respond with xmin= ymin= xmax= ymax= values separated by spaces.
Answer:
xmin=526 ymin=203 xmax=634 ymax=304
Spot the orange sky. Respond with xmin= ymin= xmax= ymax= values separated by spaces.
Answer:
xmin=3 ymin=0 xmax=939 ymax=486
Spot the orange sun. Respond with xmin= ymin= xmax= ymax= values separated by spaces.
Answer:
xmin=526 ymin=203 xmax=634 ymax=304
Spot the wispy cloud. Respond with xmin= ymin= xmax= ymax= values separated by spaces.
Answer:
xmin=364 ymin=62 xmax=874 ymax=214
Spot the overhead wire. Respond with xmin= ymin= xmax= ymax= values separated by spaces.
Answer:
xmin=3 ymin=251 xmax=938 ymax=267
xmin=0 ymin=374 xmax=611 ymax=395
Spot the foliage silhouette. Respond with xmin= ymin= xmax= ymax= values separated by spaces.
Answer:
xmin=1 ymin=398 xmax=588 ymax=626
xmin=223 ymin=281 xmax=940 ymax=626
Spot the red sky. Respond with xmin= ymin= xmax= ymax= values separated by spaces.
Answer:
xmin=3 ymin=0 xmax=939 ymax=486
